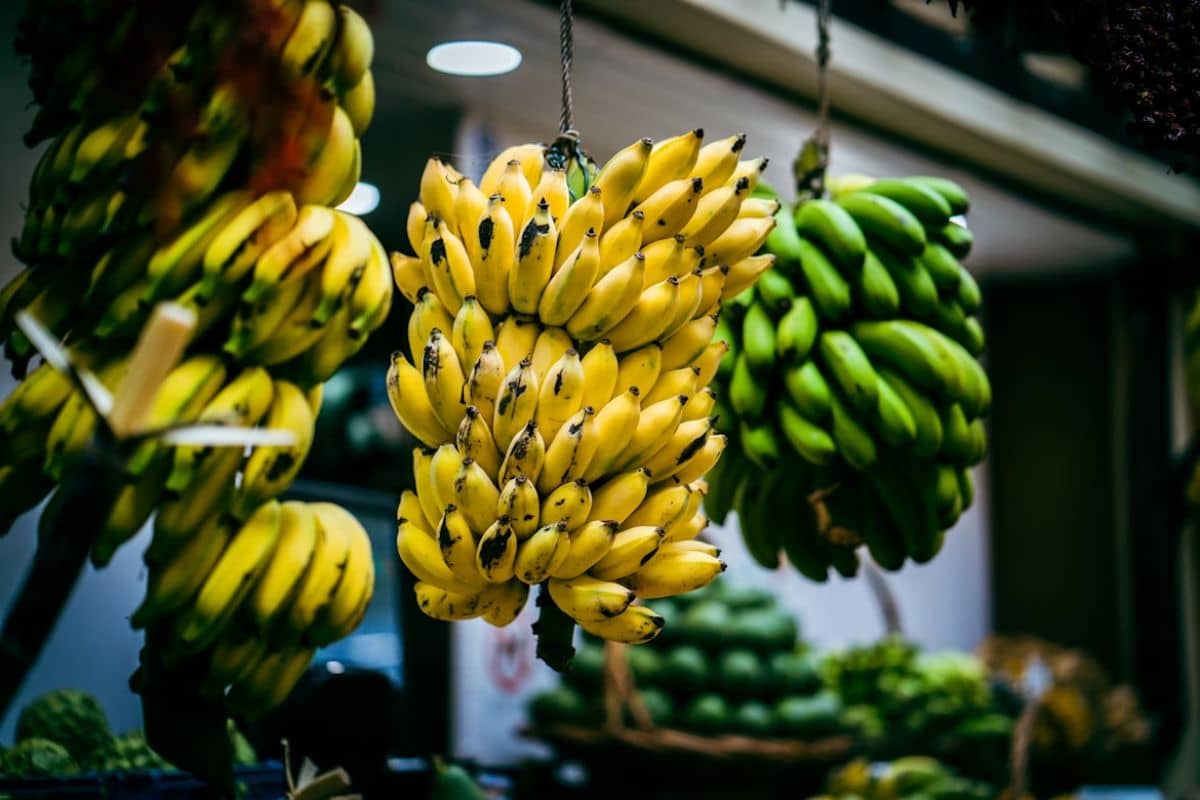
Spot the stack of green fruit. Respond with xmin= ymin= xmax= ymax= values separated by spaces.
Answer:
xmin=814 ymin=755 xmax=996 ymax=800
xmin=707 ymin=175 xmax=989 ymax=578
xmin=530 ymin=581 xmax=851 ymax=741
xmin=0 ymin=0 xmax=389 ymax=720
xmin=0 ymin=689 xmax=258 ymax=778
xmin=822 ymin=637 xmax=1013 ymax=763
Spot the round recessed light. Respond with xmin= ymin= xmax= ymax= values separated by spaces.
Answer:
xmin=337 ymin=181 xmax=380 ymax=216
xmin=426 ymin=41 xmax=522 ymax=77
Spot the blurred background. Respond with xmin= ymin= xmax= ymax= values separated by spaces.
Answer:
xmin=0 ymin=0 xmax=1196 ymax=796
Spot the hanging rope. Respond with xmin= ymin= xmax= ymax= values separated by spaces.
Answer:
xmin=559 ymin=0 xmax=575 ymax=136
xmin=794 ymin=0 xmax=833 ymax=200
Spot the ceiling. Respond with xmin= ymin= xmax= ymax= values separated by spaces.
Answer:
xmin=363 ymin=0 xmax=1138 ymax=277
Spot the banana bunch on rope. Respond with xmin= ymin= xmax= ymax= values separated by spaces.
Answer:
xmin=706 ymin=174 xmax=989 ymax=579
xmin=0 ymin=0 xmax=387 ymax=720
xmin=389 ymin=130 xmax=775 ymax=644
xmin=130 ymin=498 xmax=374 ymax=719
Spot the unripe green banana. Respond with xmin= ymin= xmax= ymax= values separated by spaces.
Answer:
xmin=857 ymin=178 xmax=952 ymax=227
xmin=818 ymin=331 xmax=880 ymax=417
xmin=906 ymin=176 xmax=969 ymax=215
xmin=877 ymin=368 xmax=943 ymax=458
xmin=775 ymin=297 xmax=818 ymax=361
xmin=793 ymin=199 xmax=865 ymax=269
xmin=778 ymin=402 xmax=836 ymax=466
xmin=783 ymin=360 xmax=832 ymax=421
xmin=728 ymin=352 xmax=765 ymax=419
xmin=738 ymin=419 xmax=780 ymax=468
xmin=795 ymin=236 xmax=852 ymax=321
xmin=741 ymin=301 xmax=776 ymax=372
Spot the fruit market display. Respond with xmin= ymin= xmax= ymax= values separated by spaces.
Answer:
xmin=531 ymin=580 xmax=847 ymax=739
xmin=0 ymin=0 xmax=387 ymax=719
xmin=0 ymin=689 xmax=257 ymax=778
xmin=814 ymin=755 xmax=996 ymax=800
xmin=706 ymin=175 xmax=989 ymax=577
xmin=389 ymin=130 xmax=776 ymax=643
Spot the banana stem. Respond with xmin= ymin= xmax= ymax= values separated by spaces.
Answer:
xmin=532 ymin=583 xmax=575 ymax=672
xmin=0 ymin=434 xmax=125 ymax=717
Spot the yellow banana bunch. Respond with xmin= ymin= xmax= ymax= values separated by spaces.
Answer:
xmin=386 ymin=131 xmax=756 ymax=644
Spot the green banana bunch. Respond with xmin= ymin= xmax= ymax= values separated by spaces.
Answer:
xmin=709 ymin=175 xmax=989 ymax=578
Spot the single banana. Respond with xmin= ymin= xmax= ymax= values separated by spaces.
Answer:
xmin=480 ymin=144 xmax=544 ymax=196
xmin=598 ymin=210 xmax=644 ymax=275
xmin=659 ymin=314 xmax=717 ymax=374
xmin=386 ymin=351 xmax=447 ymax=448
xmin=575 ymin=604 xmax=664 ymax=644
xmin=622 ymin=549 xmax=724 ymax=599
xmin=492 ymin=358 xmax=539 ymax=453
xmin=535 ymin=349 xmax=584 ymax=443
xmin=414 ymin=581 xmax=483 ymax=621
xmin=418 ymin=156 xmax=459 ymax=229
xmin=244 ymin=204 xmax=337 ymax=303
xmin=232 ymin=380 xmax=316 ymax=516
xmin=548 ymin=520 xmax=618 ymax=580
xmin=555 ymin=186 xmax=603 ymax=269
xmin=465 ymin=341 xmax=505 ymax=426
xmin=640 ymin=417 xmax=711 ymax=481
xmin=475 ymin=516 xmax=517 ymax=583
xmin=565 ymin=252 xmax=647 ymax=342
xmin=451 ymin=296 xmax=495 ymax=369
xmin=397 ymin=518 xmax=479 ymax=595
xmin=429 ymin=443 xmax=465 ymax=513
xmin=581 ymin=387 xmax=643 ymax=482
xmin=422 ymin=327 xmax=469 ymax=435
xmin=691 ymin=132 xmax=746 ymax=193
xmin=456 ymin=406 xmax=502 ymax=478
xmin=508 ymin=200 xmax=556 ymax=314
xmin=479 ymin=580 xmax=530 ymax=626
xmin=200 ymin=191 xmax=297 ymax=298
xmin=540 ymin=479 xmax=593 ymax=530
xmin=539 ymin=406 xmax=598 ymax=493
xmin=498 ymin=475 xmax=541 ymax=539
xmin=702 ymin=215 xmax=775 ymax=270
xmin=473 ymin=194 xmax=515 ymax=316
xmin=604 ymin=276 xmax=680 ymax=353
xmin=594 ymin=137 xmax=653 ymax=229
xmin=498 ymin=420 xmax=546 ymax=485
xmin=613 ymin=394 xmax=688 ymax=473
xmin=548 ymin=575 xmax=634 ymax=623
xmin=308 ymin=502 xmax=375 ymax=645
xmin=494 ymin=315 xmax=540 ymax=373
xmin=589 ymin=525 xmax=664 ymax=581
xmin=312 ymin=210 xmax=379 ymax=323
xmin=514 ymin=520 xmax=568 ymax=584
xmin=391 ymin=251 xmax=425 ymax=304
xmin=722 ymin=253 xmax=775 ymax=299
xmin=531 ymin=326 xmax=573 ymax=381
xmin=631 ymin=129 xmax=703 ymax=207
xmin=174 ymin=500 xmax=282 ymax=653
xmin=588 ymin=467 xmax=651 ymax=524
xmin=539 ymin=230 xmax=601 ymax=326
xmin=247 ymin=500 xmax=318 ymax=628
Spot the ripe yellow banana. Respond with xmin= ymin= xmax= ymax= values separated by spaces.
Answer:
xmin=287 ymin=503 xmax=353 ymax=632
xmin=281 ymin=0 xmax=338 ymax=81
xmin=498 ymin=420 xmax=546 ymax=485
xmin=622 ymin=549 xmax=724 ymax=600
xmin=313 ymin=210 xmax=376 ymax=323
xmin=456 ymin=406 xmax=502 ymax=478
xmin=581 ymin=387 xmax=643 ymax=482
xmin=454 ymin=177 xmax=489 ymax=250
xmin=613 ymin=394 xmax=688 ymax=473
xmin=662 ymin=508 xmax=710 ymax=543
xmin=625 ymin=480 xmax=692 ymax=529
xmin=514 ymin=521 xmax=568 ymax=585
xmin=539 ymin=230 xmax=601 ymax=326
xmin=454 ymin=457 xmax=501 ymax=534
xmin=565 ymin=252 xmax=646 ymax=342
xmin=631 ymin=129 xmax=704 ymax=207
xmin=659 ymin=314 xmax=718 ymax=373
xmin=535 ymin=349 xmax=584 ymax=443
xmin=429 ymin=443 xmax=465 ymax=513
xmin=328 ymin=4 xmax=374 ymax=90
xmin=642 ymin=235 xmax=702 ymax=289
xmin=475 ymin=517 xmax=517 ymax=583
xmin=479 ymin=580 xmax=529 ymax=626
xmin=494 ymin=316 xmax=539 ymax=374
xmin=644 ymin=366 xmax=699 ymax=408
xmin=529 ymin=168 xmax=569 ymax=226
xmin=414 ymin=581 xmax=483 ymax=621
xmin=408 ymin=286 xmax=454 ymax=363
xmin=150 ymin=446 xmax=242 ymax=563
xmin=438 ymin=505 xmax=485 ymax=588
xmin=508 ymin=200 xmax=556 ymax=314
xmin=556 ymin=186 xmax=604 ymax=269
xmin=418 ymin=157 xmax=459 ymax=230
xmin=633 ymin=177 xmax=704 ymax=244
xmin=492 ymin=358 xmax=539 ymax=453
xmin=594 ymin=137 xmax=652 ymax=228
xmin=588 ymin=467 xmax=651 ymax=525
xmin=605 ymin=277 xmax=680 ymax=352
xmin=496 ymin=160 xmax=532 ymax=236
xmin=426 ymin=220 xmax=476 ymax=316
xmin=174 ymin=500 xmax=282 ymax=653
xmin=540 ymin=479 xmax=593 ymax=530
xmin=473 ymin=194 xmax=515 ymax=316
xmin=575 ymin=604 xmax=664 ymax=644
xmin=200 ymin=190 xmax=297 ymax=299
xmin=422 ymin=327 xmax=468 ymax=435
xmin=703 ymin=215 xmax=775 ymax=268
xmin=598 ymin=210 xmax=644 ymax=275
xmin=247 ymin=500 xmax=317 ymax=628
xmin=549 ymin=519 xmax=618 ymax=580
xmin=480 ymin=144 xmax=544 ymax=196
xmin=498 ymin=475 xmax=541 ymax=539
xmin=347 ymin=237 xmax=393 ymax=335
xmin=548 ymin=575 xmax=635 ymax=623
xmin=89 ymin=460 xmax=168 ymax=567
xmin=391 ymin=251 xmax=424 ymax=304
xmin=531 ymin=326 xmax=573 ymax=381
xmin=397 ymin=518 xmax=479 ymax=595
xmin=309 ymin=502 xmax=375 ymax=645
xmin=386 ymin=351 xmax=446 ymax=448
xmin=579 ymin=340 xmax=619 ymax=410
xmin=722 ymin=253 xmax=775 ymax=299
xmin=691 ymin=133 xmax=746 ymax=193
xmin=641 ymin=418 xmax=711 ymax=481
xmin=399 ymin=489 xmax=432 ymax=533
xmin=680 ymin=176 xmax=748 ymax=246
xmin=539 ymin=406 xmax=598 ymax=492
xmin=451 ymin=296 xmax=495 ymax=368
xmin=413 ymin=448 xmax=443 ymax=533
xmin=589 ymin=525 xmax=664 ymax=581
xmin=465 ymin=341 xmax=505 ymax=425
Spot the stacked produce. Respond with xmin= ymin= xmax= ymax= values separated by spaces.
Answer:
xmin=822 ymin=637 xmax=1012 ymax=765
xmin=0 ymin=689 xmax=257 ymax=777
xmin=389 ymin=130 xmax=777 ymax=642
xmin=706 ymin=175 xmax=989 ymax=577
xmin=531 ymin=581 xmax=851 ymax=739
xmin=815 ymin=755 xmax=995 ymax=799
xmin=0 ymin=0 xmax=387 ymax=717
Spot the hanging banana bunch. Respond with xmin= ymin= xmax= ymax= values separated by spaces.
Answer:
xmin=389 ymin=129 xmax=771 ymax=644
xmin=706 ymin=173 xmax=989 ymax=579
xmin=0 ymin=0 xmax=387 ymax=718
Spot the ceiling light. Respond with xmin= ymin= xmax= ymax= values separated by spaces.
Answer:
xmin=426 ymin=41 xmax=522 ymax=77
xmin=337 ymin=181 xmax=380 ymax=216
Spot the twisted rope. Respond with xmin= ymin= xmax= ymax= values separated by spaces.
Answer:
xmin=559 ymin=0 xmax=575 ymax=135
